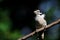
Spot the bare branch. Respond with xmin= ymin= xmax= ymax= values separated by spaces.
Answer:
xmin=18 ymin=19 xmax=60 ymax=40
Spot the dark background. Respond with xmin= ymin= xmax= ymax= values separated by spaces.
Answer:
xmin=0 ymin=0 xmax=60 ymax=40
xmin=0 ymin=0 xmax=41 ymax=31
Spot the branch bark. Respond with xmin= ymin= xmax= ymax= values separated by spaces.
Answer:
xmin=18 ymin=19 xmax=60 ymax=40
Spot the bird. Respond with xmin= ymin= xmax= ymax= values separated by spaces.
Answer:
xmin=34 ymin=10 xmax=47 ymax=40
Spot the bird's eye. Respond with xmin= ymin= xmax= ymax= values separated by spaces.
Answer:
xmin=40 ymin=14 xmax=42 ymax=15
xmin=37 ymin=11 xmax=40 ymax=12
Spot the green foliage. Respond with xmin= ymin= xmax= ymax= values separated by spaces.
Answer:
xmin=0 ymin=8 xmax=22 ymax=40
xmin=0 ymin=31 xmax=22 ymax=40
xmin=7 ymin=31 xmax=22 ymax=40
xmin=45 ymin=7 xmax=56 ymax=22
xmin=0 ymin=22 xmax=9 ymax=32
xmin=0 ymin=8 xmax=11 ymax=32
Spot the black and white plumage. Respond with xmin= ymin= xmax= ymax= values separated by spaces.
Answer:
xmin=34 ymin=10 xmax=47 ymax=40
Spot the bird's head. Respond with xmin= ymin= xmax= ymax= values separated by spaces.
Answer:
xmin=34 ymin=10 xmax=42 ymax=15
xmin=34 ymin=10 xmax=45 ymax=18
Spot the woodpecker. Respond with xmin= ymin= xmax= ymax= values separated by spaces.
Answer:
xmin=34 ymin=10 xmax=47 ymax=40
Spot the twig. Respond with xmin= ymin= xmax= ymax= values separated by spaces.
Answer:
xmin=18 ymin=19 xmax=60 ymax=40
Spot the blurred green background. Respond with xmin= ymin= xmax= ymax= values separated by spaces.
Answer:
xmin=0 ymin=0 xmax=60 ymax=40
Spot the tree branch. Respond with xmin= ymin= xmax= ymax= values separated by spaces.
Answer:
xmin=18 ymin=19 xmax=60 ymax=40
